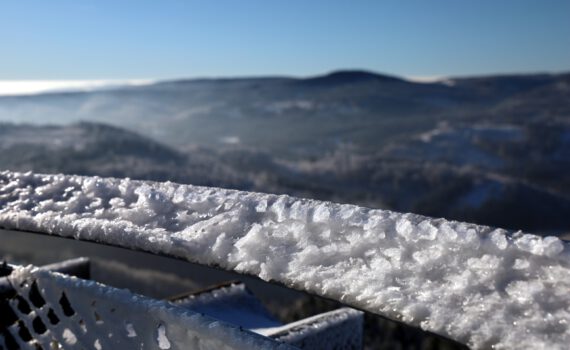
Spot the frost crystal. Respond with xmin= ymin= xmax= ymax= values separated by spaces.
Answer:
xmin=0 ymin=171 xmax=569 ymax=349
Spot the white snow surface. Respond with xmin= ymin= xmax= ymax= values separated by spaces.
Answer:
xmin=0 ymin=171 xmax=569 ymax=349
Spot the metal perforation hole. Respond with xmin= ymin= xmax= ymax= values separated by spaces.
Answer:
xmin=78 ymin=319 xmax=87 ymax=333
xmin=16 ymin=320 xmax=32 ymax=341
xmin=32 ymin=316 xmax=47 ymax=334
xmin=0 ymin=301 xmax=18 ymax=328
xmin=28 ymin=282 xmax=46 ymax=308
xmin=15 ymin=296 xmax=31 ymax=314
xmin=58 ymin=293 xmax=75 ymax=317
xmin=93 ymin=311 xmax=103 ymax=325
xmin=125 ymin=323 xmax=137 ymax=338
xmin=62 ymin=328 xmax=77 ymax=345
xmin=156 ymin=324 xmax=171 ymax=349
xmin=46 ymin=309 xmax=59 ymax=325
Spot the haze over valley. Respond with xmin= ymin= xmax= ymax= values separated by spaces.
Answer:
xmin=1 ymin=70 xmax=569 ymax=235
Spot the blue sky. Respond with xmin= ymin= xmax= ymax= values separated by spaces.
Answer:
xmin=1 ymin=0 xmax=569 ymax=80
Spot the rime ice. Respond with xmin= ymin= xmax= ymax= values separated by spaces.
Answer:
xmin=0 ymin=171 xmax=569 ymax=349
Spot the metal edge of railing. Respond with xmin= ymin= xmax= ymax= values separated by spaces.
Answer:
xmin=0 ymin=256 xmax=90 ymax=298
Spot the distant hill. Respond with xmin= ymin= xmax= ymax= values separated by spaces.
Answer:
xmin=0 ymin=70 xmax=569 ymax=234
xmin=296 ymin=70 xmax=405 ymax=86
xmin=0 ymin=122 xmax=248 ymax=188
xmin=0 ymin=70 xmax=567 ymax=156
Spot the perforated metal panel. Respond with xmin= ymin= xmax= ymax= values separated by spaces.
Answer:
xmin=0 ymin=267 xmax=295 ymax=350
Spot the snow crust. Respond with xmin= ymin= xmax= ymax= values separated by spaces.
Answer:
xmin=1 ymin=171 xmax=569 ymax=349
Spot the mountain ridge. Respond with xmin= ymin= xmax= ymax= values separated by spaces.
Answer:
xmin=4 ymin=69 xmax=570 ymax=100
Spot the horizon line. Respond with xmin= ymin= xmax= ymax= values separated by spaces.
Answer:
xmin=0 ymin=68 xmax=568 ymax=96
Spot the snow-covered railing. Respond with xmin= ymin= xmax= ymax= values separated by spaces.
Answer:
xmin=0 ymin=171 xmax=569 ymax=349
